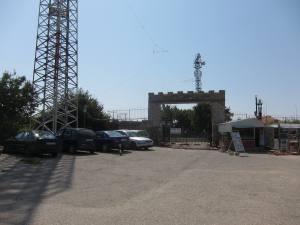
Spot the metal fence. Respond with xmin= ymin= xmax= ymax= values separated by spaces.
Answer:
xmin=106 ymin=108 xmax=148 ymax=121
xmin=106 ymin=108 xmax=300 ymax=124
xmin=169 ymin=137 xmax=209 ymax=144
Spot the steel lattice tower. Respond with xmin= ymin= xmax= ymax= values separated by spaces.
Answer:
xmin=194 ymin=53 xmax=205 ymax=92
xmin=32 ymin=0 xmax=78 ymax=133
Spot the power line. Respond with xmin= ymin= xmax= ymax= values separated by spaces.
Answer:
xmin=124 ymin=1 xmax=168 ymax=55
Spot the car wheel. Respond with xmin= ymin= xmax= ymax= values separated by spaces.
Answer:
xmin=144 ymin=147 xmax=149 ymax=150
xmin=51 ymin=153 xmax=58 ymax=157
xmin=69 ymin=146 xmax=77 ymax=154
xmin=90 ymin=149 xmax=95 ymax=154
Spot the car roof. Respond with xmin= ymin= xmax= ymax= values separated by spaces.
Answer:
xmin=117 ymin=130 xmax=144 ymax=132
xmin=32 ymin=130 xmax=54 ymax=133
xmin=96 ymin=130 xmax=107 ymax=134
xmin=61 ymin=128 xmax=94 ymax=131
xmin=18 ymin=130 xmax=53 ymax=133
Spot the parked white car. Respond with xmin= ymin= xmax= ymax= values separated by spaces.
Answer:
xmin=116 ymin=130 xmax=154 ymax=150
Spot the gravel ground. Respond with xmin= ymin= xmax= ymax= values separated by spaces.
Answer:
xmin=0 ymin=148 xmax=299 ymax=225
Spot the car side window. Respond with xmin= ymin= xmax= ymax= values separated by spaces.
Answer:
xmin=15 ymin=132 xmax=24 ymax=140
xmin=64 ymin=129 xmax=72 ymax=137
xmin=56 ymin=130 xmax=63 ymax=137
xmin=23 ymin=132 xmax=31 ymax=140
xmin=23 ymin=132 xmax=29 ymax=140
xmin=71 ymin=130 xmax=77 ymax=137
xmin=119 ymin=131 xmax=126 ymax=136
xmin=26 ymin=132 xmax=35 ymax=140
xmin=97 ymin=132 xmax=106 ymax=138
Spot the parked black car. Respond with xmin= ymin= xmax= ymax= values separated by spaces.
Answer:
xmin=3 ymin=130 xmax=59 ymax=157
xmin=56 ymin=128 xmax=96 ymax=154
xmin=95 ymin=131 xmax=129 ymax=156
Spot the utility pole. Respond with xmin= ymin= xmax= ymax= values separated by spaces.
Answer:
xmin=32 ymin=0 xmax=79 ymax=133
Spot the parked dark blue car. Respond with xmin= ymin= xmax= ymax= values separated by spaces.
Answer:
xmin=95 ymin=131 xmax=129 ymax=156
xmin=56 ymin=128 xmax=96 ymax=154
xmin=3 ymin=130 xmax=59 ymax=157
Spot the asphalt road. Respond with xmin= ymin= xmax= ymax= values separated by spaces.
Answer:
xmin=0 ymin=148 xmax=299 ymax=225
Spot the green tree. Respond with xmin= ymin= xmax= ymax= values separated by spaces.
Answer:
xmin=225 ymin=107 xmax=234 ymax=122
xmin=76 ymin=88 xmax=110 ymax=130
xmin=175 ymin=109 xmax=192 ymax=129
xmin=161 ymin=105 xmax=175 ymax=125
xmin=192 ymin=104 xmax=212 ymax=134
xmin=0 ymin=71 xmax=36 ymax=143
xmin=161 ymin=103 xmax=233 ymax=136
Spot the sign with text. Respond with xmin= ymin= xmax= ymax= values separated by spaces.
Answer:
xmin=230 ymin=132 xmax=245 ymax=153
xmin=170 ymin=128 xmax=182 ymax=135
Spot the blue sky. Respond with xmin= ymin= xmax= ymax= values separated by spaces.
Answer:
xmin=0 ymin=0 xmax=299 ymax=116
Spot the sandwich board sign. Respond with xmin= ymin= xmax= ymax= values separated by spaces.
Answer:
xmin=230 ymin=132 xmax=245 ymax=153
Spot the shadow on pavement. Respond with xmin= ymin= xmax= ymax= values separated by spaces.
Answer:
xmin=245 ymin=150 xmax=269 ymax=154
xmin=0 ymin=153 xmax=75 ymax=225
xmin=98 ymin=150 xmax=132 ymax=155
xmin=63 ymin=151 xmax=97 ymax=156
xmin=130 ymin=148 xmax=155 ymax=152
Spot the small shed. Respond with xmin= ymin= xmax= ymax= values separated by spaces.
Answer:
xmin=265 ymin=123 xmax=300 ymax=152
xmin=218 ymin=118 xmax=265 ymax=151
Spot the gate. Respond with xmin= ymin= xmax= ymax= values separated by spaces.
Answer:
xmin=163 ymin=126 xmax=211 ymax=147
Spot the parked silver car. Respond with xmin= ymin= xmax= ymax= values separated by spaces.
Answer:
xmin=116 ymin=130 xmax=153 ymax=150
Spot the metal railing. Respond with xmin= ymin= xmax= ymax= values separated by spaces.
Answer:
xmin=106 ymin=108 xmax=148 ymax=121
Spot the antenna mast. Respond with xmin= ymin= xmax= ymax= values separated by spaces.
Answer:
xmin=254 ymin=95 xmax=263 ymax=120
xmin=194 ymin=53 xmax=205 ymax=92
xmin=32 ymin=0 xmax=78 ymax=133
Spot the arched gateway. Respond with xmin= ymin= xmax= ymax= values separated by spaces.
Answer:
xmin=148 ymin=90 xmax=225 ymax=145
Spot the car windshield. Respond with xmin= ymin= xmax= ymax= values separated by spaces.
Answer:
xmin=116 ymin=131 xmax=127 ymax=136
xmin=34 ymin=131 xmax=56 ymax=139
xmin=126 ymin=130 xmax=149 ymax=138
xmin=105 ymin=131 xmax=124 ymax=138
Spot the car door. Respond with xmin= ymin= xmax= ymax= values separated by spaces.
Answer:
xmin=96 ymin=132 xmax=110 ymax=147
xmin=12 ymin=132 xmax=25 ymax=152
xmin=62 ymin=129 xmax=73 ymax=148
xmin=55 ymin=129 xmax=64 ymax=147
xmin=96 ymin=132 xmax=105 ymax=145
xmin=18 ymin=132 xmax=31 ymax=153
xmin=23 ymin=132 xmax=36 ymax=152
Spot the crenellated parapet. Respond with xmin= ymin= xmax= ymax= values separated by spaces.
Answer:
xmin=148 ymin=90 xmax=225 ymax=104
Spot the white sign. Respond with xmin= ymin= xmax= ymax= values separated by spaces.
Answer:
xmin=230 ymin=132 xmax=245 ymax=153
xmin=170 ymin=128 xmax=181 ymax=135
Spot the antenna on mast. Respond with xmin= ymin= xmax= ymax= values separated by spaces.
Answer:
xmin=194 ymin=53 xmax=205 ymax=92
xmin=254 ymin=95 xmax=263 ymax=120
